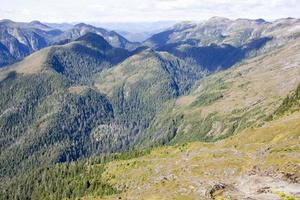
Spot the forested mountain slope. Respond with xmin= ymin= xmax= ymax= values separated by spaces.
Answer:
xmin=0 ymin=33 xmax=133 ymax=181
xmin=138 ymin=37 xmax=300 ymax=146
xmin=0 ymin=31 xmax=204 ymax=185
xmin=94 ymin=49 xmax=204 ymax=149
xmin=2 ymin=32 xmax=130 ymax=83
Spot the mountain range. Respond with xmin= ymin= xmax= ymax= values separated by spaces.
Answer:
xmin=0 ymin=17 xmax=300 ymax=200
xmin=0 ymin=19 xmax=138 ymax=67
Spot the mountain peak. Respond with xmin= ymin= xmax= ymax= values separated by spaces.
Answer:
xmin=254 ymin=18 xmax=267 ymax=23
xmin=29 ymin=20 xmax=50 ymax=29
xmin=0 ymin=19 xmax=14 ymax=25
xmin=208 ymin=16 xmax=230 ymax=22
xmin=75 ymin=32 xmax=112 ymax=50
xmin=74 ymin=23 xmax=93 ymax=29
xmin=30 ymin=20 xmax=42 ymax=24
xmin=173 ymin=21 xmax=197 ymax=31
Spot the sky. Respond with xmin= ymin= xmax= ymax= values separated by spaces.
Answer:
xmin=0 ymin=0 xmax=299 ymax=23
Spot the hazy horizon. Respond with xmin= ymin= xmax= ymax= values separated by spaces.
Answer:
xmin=1 ymin=17 xmax=298 ymax=34
xmin=0 ymin=0 xmax=299 ymax=23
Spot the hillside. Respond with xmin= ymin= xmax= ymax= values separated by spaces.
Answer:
xmin=2 ymin=87 xmax=300 ymax=200
xmin=0 ymin=31 xmax=204 ymax=185
xmin=98 ymin=110 xmax=300 ymax=200
xmin=94 ymin=48 xmax=204 ymax=149
xmin=0 ymin=42 xmax=15 ymax=67
xmin=0 ymin=33 xmax=133 ymax=181
xmin=138 ymin=37 xmax=300 ymax=146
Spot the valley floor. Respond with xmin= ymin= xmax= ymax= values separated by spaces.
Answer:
xmin=82 ymin=111 xmax=300 ymax=200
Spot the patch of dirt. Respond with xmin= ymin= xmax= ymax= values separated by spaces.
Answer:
xmin=247 ymin=164 xmax=300 ymax=184
xmin=232 ymin=175 xmax=300 ymax=200
xmin=205 ymin=166 xmax=300 ymax=200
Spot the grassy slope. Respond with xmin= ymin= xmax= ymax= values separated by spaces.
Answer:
xmin=139 ymin=38 xmax=300 ymax=145
xmin=82 ymin=110 xmax=300 ymax=200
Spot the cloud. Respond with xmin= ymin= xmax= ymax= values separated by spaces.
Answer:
xmin=0 ymin=0 xmax=299 ymax=22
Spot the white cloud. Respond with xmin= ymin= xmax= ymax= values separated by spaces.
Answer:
xmin=0 ymin=0 xmax=299 ymax=22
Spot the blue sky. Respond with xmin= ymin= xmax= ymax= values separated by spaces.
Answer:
xmin=0 ymin=0 xmax=299 ymax=22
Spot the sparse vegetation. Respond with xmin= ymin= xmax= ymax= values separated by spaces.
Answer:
xmin=272 ymin=83 xmax=300 ymax=117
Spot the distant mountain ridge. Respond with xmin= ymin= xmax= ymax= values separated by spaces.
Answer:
xmin=53 ymin=23 xmax=140 ymax=50
xmin=144 ymin=17 xmax=300 ymax=48
xmin=2 ymin=17 xmax=299 ymax=68
xmin=0 ymin=20 xmax=140 ymax=68
xmin=0 ymin=19 xmax=62 ymax=67
xmin=3 ymin=32 xmax=131 ymax=84
xmin=143 ymin=17 xmax=300 ymax=72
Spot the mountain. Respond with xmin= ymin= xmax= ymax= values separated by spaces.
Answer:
xmin=0 ymin=42 xmax=15 ymax=67
xmin=0 ymin=20 xmax=140 ymax=68
xmin=0 ymin=32 xmax=133 ymax=182
xmin=28 ymin=20 xmax=52 ymax=30
xmin=143 ymin=17 xmax=300 ymax=73
xmin=53 ymin=23 xmax=140 ymax=50
xmin=0 ymin=17 xmax=300 ymax=200
xmin=144 ymin=17 xmax=300 ymax=48
xmin=157 ymin=36 xmax=272 ymax=72
xmin=0 ymin=19 xmax=63 ymax=67
xmin=2 ymin=55 xmax=300 ymax=199
xmin=45 ymin=22 xmax=74 ymax=31
xmin=90 ymin=21 xmax=178 ymax=42
xmin=94 ymin=49 xmax=204 ymax=149
xmin=0 ymin=31 xmax=205 ymax=185
xmin=4 ymin=32 xmax=131 ymax=84
xmin=137 ymin=36 xmax=300 ymax=146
